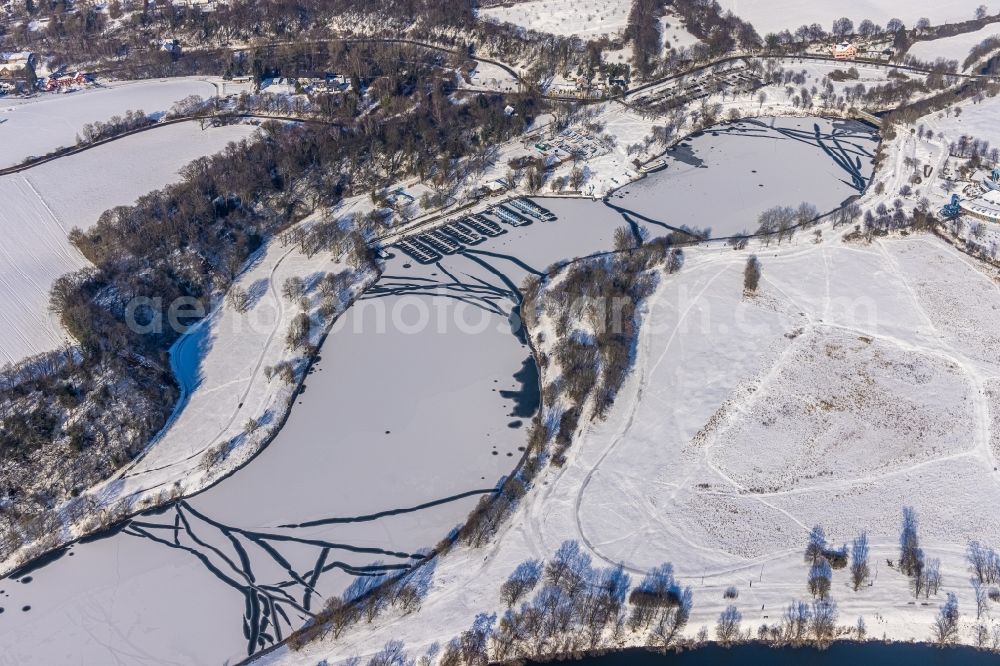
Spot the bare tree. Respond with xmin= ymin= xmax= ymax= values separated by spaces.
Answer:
xmin=967 ymin=541 xmax=1000 ymax=585
xmin=850 ymin=531 xmax=870 ymax=590
xmin=500 ymin=560 xmax=543 ymax=607
xmin=808 ymin=559 xmax=832 ymax=599
xmin=974 ymin=623 xmax=990 ymax=648
xmin=805 ymin=525 xmax=828 ymax=565
xmin=899 ymin=506 xmax=923 ymax=577
xmin=932 ymin=593 xmax=959 ymax=646
xmin=832 ymin=17 xmax=854 ymax=38
xmin=226 ymin=285 xmax=251 ymax=313
xmin=320 ymin=596 xmax=357 ymax=640
xmin=368 ymin=639 xmax=410 ymax=666
xmin=925 ymin=558 xmax=942 ymax=597
xmin=782 ymin=600 xmax=811 ymax=644
xmin=282 ymin=276 xmax=305 ymax=301
xmin=811 ymin=599 xmax=838 ymax=647
xmin=744 ymin=255 xmax=762 ymax=293
xmin=973 ymin=579 xmax=988 ymax=619
xmin=716 ymin=605 xmax=742 ymax=645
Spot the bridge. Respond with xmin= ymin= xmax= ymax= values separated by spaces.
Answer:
xmin=853 ymin=109 xmax=882 ymax=126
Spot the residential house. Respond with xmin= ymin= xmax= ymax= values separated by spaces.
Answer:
xmin=44 ymin=71 xmax=87 ymax=91
xmin=832 ymin=41 xmax=858 ymax=60
xmin=0 ymin=51 xmax=36 ymax=69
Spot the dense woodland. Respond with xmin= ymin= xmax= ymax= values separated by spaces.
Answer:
xmin=0 ymin=0 xmax=766 ymax=88
xmin=0 ymin=0 xmax=474 ymax=65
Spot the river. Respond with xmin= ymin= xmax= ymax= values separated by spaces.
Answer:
xmin=526 ymin=642 xmax=996 ymax=665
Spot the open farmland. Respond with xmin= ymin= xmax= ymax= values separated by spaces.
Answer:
xmin=0 ymin=78 xmax=226 ymax=167
xmin=0 ymin=121 xmax=257 ymax=364
xmin=907 ymin=24 xmax=1000 ymax=68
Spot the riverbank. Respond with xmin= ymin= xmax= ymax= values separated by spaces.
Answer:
xmin=519 ymin=640 xmax=1000 ymax=665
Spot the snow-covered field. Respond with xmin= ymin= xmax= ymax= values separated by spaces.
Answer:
xmin=466 ymin=61 xmax=521 ymax=92
xmin=477 ymin=0 xmax=700 ymax=46
xmin=907 ymin=24 xmax=1000 ymax=67
xmin=661 ymin=10 xmax=700 ymax=53
xmin=261 ymin=223 xmax=1000 ymax=665
xmin=0 ymin=121 xmax=257 ymax=365
xmin=479 ymin=0 xmax=631 ymax=38
xmin=933 ymin=90 xmax=1000 ymax=147
xmin=243 ymin=95 xmax=1000 ymax=666
xmin=719 ymin=0 xmax=993 ymax=35
xmin=0 ymin=77 xmax=223 ymax=167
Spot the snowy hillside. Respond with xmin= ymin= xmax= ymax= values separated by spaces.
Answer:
xmin=907 ymin=24 xmax=1000 ymax=67
xmin=259 ymin=225 xmax=1000 ymax=665
xmin=718 ymin=0 xmax=994 ymax=35
xmin=479 ymin=0 xmax=632 ymax=38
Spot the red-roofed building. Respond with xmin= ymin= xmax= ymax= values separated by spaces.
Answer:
xmin=45 ymin=72 xmax=87 ymax=91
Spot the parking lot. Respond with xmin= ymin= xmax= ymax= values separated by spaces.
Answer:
xmin=394 ymin=199 xmax=557 ymax=264
xmin=630 ymin=64 xmax=765 ymax=113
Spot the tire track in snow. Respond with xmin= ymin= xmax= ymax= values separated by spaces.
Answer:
xmin=570 ymin=259 xmax=740 ymax=574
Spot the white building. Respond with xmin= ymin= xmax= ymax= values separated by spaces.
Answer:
xmin=959 ymin=189 xmax=1000 ymax=222
xmin=0 ymin=51 xmax=35 ymax=68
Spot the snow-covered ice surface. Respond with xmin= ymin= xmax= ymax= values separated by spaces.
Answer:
xmin=719 ymin=0 xmax=992 ymax=35
xmin=0 ymin=77 xmax=221 ymax=168
xmin=0 ymin=199 xmax=632 ymax=665
xmin=0 ymin=121 xmax=258 ymax=364
xmin=260 ymin=225 xmax=1000 ymax=666
xmin=0 ymin=116 xmax=963 ymax=663
xmin=907 ymin=24 xmax=1000 ymax=68
xmin=0 ymin=118 xmax=877 ymax=663
xmin=611 ymin=117 xmax=877 ymax=238
xmin=479 ymin=0 xmax=632 ymax=38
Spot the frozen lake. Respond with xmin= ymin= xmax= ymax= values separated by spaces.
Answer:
xmin=0 ymin=117 xmax=877 ymax=664
xmin=0 ymin=199 xmax=629 ymax=665
xmin=611 ymin=117 xmax=877 ymax=239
